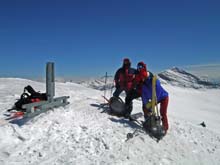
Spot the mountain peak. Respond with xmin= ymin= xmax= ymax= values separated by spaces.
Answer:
xmin=158 ymin=67 xmax=218 ymax=89
xmin=171 ymin=67 xmax=186 ymax=73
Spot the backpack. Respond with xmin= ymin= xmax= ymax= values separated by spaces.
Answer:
xmin=109 ymin=96 xmax=126 ymax=117
xmin=14 ymin=85 xmax=47 ymax=111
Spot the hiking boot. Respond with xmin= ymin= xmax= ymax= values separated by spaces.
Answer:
xmin=124 ymin=112 xmax=131 ymax=119
xmin=143 ymin=116 xmax=151 ymax=131
xmin=124 ymin=103 xmax=132 ymax=119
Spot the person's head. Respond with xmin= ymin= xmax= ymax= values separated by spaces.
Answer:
xmin=137 ymin=61 xmax=148 ymax=80
xmin=122 ymin=58 xmax=131 ymax=69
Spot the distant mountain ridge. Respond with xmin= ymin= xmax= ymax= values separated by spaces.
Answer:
xmin=158 ymin=67 xmax=219 ymax=89
xmin=77 ymin=67 xmax=219 ymax=90
xmin=76 ymin=78 xmax=114 ymax=91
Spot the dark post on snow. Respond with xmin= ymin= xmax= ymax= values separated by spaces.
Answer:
xmin=46 ymin=62 xmax=55 ymax=102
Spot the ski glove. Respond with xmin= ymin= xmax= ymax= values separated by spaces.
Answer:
xmin=145 ymin=101 xmax=152 ymax=110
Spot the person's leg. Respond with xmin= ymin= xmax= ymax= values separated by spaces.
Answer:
xmin=160 ymin=96 xmax=169 ymax=131
xmin=142 ymin=106 xmax=151 ymax=120
xmin=124 ymin=89 xmax=140 ymax=117
xmin=124 ymin=91 xmax=133 ymax=117
xmin=113 ymin=88 xmax=123 ymax=97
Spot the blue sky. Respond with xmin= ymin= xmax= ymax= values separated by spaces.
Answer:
xmin=0 ymin=0 xmax=220 ymax=78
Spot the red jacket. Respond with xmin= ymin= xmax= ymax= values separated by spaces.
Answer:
xmin=133 ymin=71 xmax=153 ymax=95
xmin=114 ymin=67 xmax=136 ymax=92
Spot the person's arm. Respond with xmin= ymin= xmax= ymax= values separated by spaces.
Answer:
xmin=141 ymin=84 xmax=148 ymax=106
xmin=142 ymin=78 xmax=154 ymax=111
xmin=156 ymin=79 xmax=169 ymax=102
xmin=131 ymin=69 xmax=138 ymax=89
xmin=114 ymin=69 xmax=121 ymax=88
xmin=142 ymin=84 xmax=154 ymax=115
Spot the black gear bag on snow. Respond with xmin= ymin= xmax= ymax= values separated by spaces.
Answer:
xmin=109 ymin=96 xmax=126 ymax=117
xmin=14 ymin=85 xmax=47 ymax=111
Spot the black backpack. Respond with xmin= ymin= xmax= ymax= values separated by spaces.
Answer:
xmin=109 ymin=96 xmax=126 ymax=117
xmin=14 ymin=85 xmax=47 ymax=111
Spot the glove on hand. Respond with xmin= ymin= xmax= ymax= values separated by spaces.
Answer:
xmin=145 ymin=101 xmax=152 ymax=109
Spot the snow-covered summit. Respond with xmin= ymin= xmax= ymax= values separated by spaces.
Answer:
xmin=0 ymin=78 xmax=220 ymax=164
xmin=158 ymin=67 xmax=218 ymax=89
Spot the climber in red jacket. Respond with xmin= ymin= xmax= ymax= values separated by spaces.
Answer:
xmin=113 ymin=58 xmax=136 ymax=97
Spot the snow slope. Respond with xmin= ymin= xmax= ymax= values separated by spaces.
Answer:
xmin=0 ymin=78 xmax=220 ymax=165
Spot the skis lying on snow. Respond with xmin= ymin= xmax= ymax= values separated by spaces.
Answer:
xmin=1 ymin=110 xmax=25 ymax=124
xmin=5 ymin=111 xmax=25 ymax=120
xmin=102 ymin=95 xmax=111 ymax=104
xmin=0 ymin=110 xmax=24 ymax=126
xmin=99 ymin=96 xmax=110 ymax=111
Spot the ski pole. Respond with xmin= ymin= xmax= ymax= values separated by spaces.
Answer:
xmin=126 ymin=128 xmax=138 ymax=141
xmin=102 ymin=72 xmax=108 ymax=103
